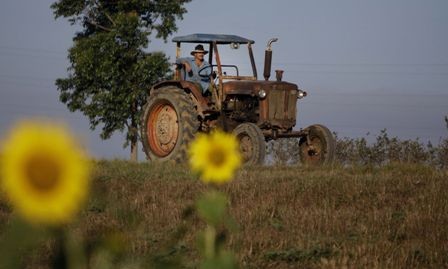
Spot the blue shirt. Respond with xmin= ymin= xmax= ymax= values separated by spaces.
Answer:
xmin=176 ymin=57 xmax=211 ymax=92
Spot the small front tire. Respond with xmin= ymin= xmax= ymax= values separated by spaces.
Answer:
xmin=232 ymin=123 xmax=266 ymax=165
xmin=299 ymin=124 xmax=335 ymax=166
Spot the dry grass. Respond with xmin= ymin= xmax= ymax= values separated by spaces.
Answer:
xmin=1 ymin=160 xmax=447 ymax=268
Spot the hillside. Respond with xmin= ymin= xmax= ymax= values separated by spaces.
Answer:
xmin=1 ymin=161 xmax=447 ymax=268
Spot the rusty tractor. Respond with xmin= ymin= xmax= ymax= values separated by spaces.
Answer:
xmin=141 ymin=33 xmax=335 ymax=165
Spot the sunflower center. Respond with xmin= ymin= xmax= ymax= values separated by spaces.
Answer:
xmin=24 ymin=153 xmax=62 ymax=192
xmin=209 ymin=145 xmax=227 ymax=167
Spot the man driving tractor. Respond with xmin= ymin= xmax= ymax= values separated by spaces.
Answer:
xmin=176 ymin=44 xmax=211 ymax=93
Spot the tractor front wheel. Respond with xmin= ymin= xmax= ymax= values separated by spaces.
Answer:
xmin=141 ymin=87 xmax=199 ymax=162
xmin=299 ymin=124 xmax=335 ymax=166
xmin=232 ymin=123 xmax=266 ymax=165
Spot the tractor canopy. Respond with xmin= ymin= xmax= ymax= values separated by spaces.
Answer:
xmin=172 ymin=33 xmax=254 ymax=44
xmin=172 ymin=33 xmax=258 ymax=81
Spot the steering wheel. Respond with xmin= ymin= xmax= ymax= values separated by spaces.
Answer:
xmin=198 ymin=65 xmax=217 ymax=79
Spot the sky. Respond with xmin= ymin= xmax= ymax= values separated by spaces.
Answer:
xmin=1 ymin=0 xmax=447 ymax=159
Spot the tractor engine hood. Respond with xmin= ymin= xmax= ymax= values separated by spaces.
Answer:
xmin=222 ymin=80 xmax=306 ymax=131
xmin=222 ymin=80 xmax=299 ymax=97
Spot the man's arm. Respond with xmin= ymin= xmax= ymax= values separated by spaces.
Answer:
xmin=176 ymin=57 xmax=193 ymax=75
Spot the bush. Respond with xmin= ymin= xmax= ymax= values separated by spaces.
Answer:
xmin=268 ymin=129 xmax=448 ymax=168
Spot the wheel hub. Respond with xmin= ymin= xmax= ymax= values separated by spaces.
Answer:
xmin=156 ymin=111 xmax=174 ymax=144
xmin=148 ymin=103 xmax=179 ymax=157
xmin=239 ymin=136 xmax=253 ymax=161
xmin=303 ymin=137 xmax=323 ymax=164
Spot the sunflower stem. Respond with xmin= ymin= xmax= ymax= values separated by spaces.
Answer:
xmin=65 ymin=228 xmax=87 ymax=269
xmin=204 ymin=225 xmax=216 ymax=259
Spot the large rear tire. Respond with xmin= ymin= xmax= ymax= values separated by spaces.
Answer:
xmin=299 ymin=124 xmax=335 ymax=166
xmin=232 ymin=123 xmax=266 ymax=165
xmin=141 ymin=87 xmax=199 ymax=162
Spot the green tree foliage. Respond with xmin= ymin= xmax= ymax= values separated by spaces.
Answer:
xmin=51 ymin=0 xmax=191 ymax=160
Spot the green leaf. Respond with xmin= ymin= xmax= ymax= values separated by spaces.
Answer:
xmin=196 ymin=191 xmax=228 ymax=226
xmin=50 ymin=0 xmax=190 ymax=157
xmin=0 ymin=216 xmax=48 ymax=268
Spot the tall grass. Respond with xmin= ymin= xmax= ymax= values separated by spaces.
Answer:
xmin=1 ymin=161 xmax=446 ymax=268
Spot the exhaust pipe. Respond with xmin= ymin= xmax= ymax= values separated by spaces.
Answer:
xmin=263 ymin=38 xmax=278 ymax=81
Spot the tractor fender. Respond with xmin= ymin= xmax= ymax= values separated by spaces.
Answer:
xmin=150 ymin=81 xmax=209 ymax=114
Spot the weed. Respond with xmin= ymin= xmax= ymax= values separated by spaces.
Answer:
xmin=1 ymin=162 xmax=447 ymax=268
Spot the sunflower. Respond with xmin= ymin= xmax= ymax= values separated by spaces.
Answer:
xmin=0 ymin=120 xmax=90 ymax=225
xmin=189 ymin=131 xmax=241 ymax=184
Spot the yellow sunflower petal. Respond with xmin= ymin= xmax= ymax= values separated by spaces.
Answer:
xmin=0 ymin=120 xmax=91 ymax=225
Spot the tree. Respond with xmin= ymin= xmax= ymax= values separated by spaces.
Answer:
xmin=51 ymin=0 xmax=191 ymax=161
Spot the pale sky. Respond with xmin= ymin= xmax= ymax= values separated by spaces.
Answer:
xmin=1 ymin=0 xmax=447 ymax=159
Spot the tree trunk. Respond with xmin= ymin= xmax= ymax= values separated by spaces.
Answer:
xmin=130 ymin=139 xmax=138 ymax=162
xmin=130 ymin=100 xmax=138 ymax=162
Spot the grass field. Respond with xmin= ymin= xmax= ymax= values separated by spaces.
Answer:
xmin=1 ymin=160 xmax=448 ymax=268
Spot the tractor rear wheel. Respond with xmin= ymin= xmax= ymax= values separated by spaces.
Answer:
xmin=299 ymin=124 xmax=335 ymax=166
xmin=232 ymin=123 xmax=266 ymax=165
xmin=141 ymin=87 xmax=199 ymax=162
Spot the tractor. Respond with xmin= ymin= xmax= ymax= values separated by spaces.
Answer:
xmin=141 ymin=33 xmax=335 ymax=165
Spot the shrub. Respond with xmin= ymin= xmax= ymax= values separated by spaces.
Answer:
xmin=269 ymin=129 xmax=447 ymax=168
